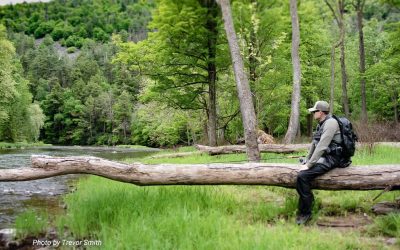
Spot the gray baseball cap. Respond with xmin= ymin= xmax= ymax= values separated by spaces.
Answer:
xmin=308 ymin=101 xmax=330 ymax=112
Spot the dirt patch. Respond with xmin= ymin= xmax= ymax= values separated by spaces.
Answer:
xmin=316 ymin=213 xmax=373 ymax=230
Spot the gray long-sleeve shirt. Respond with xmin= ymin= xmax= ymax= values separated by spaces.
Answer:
xmin=306 ymin=116 xmax=341 ymax=168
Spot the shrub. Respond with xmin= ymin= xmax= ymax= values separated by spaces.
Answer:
xmin=66 ymin=46 xmax=77 ymax=53
xmin=65 ymin=35 xmax=83 ymax=48
xmin=34 ymin=21 xmax=55 ymax=38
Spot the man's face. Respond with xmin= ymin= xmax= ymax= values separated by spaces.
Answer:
xmin=312 ymin=110 xmax=323 ymax=121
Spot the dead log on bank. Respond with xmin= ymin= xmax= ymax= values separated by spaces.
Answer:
xmin=0 ymin=156 xmax=399 ymax=191
xmin=194 ymin=144 xmax=309 ymax=155
xmin=148 ymin=151 xmax=201 ymax=159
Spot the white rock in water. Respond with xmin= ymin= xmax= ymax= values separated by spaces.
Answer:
xmin=0 ymin=228 xmax=16 ymax=241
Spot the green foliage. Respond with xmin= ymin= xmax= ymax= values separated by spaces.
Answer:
xmin=0 ymin=24 xmax=45 ymax=142
xmin=0 ymin=0 xmax=153 ymax=47
xmin=34 ymin=20 xmax=55 ymax=38
xmin=50 ymin=21 xmax=74 ymax=40
xmin=115 ymin=0 xmax=224 ymax=110
xmin=66 ymin=46 xmax=77 ymax=53
xmin=131 ymin=102 xmax=191 ymax=147
xmin=65 ymin=34 xmax=82 ymax=48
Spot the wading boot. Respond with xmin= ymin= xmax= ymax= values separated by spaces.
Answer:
xmin=296 ymin=214 xmax=312 ymax=225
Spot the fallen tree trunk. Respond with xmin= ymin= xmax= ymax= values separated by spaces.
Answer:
xmin=0 ymin=156 xmax=399 ymax=190
xmin=195 ymin=144 xmax=309 ymax=155
xmin=148 ymin=151 xmax=201 ymax=159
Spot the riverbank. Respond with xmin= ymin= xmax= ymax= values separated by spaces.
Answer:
xmin=7 ymin=144 xmax=399 ymax=249
xmin=0 ymin=145 xmax=161 ymax=249
xmin=0 ymin=142 xmax=51 ymax=149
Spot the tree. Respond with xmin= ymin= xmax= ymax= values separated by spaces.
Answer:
xmin=217 ymin=0 xmax=260 ymax=162
xmin=0 ymin=25 xmax=18 ymax=129
xmin=353 ymin=0 xmax=367 ymax=122
xmin=231 ymin=0 xmax=291 ymax=135
xmin=0 ymin=25 xmax=45 ymax=142
xmin=27 ymin=103 xmax=45 ymax=142
xmin=324 ymin=0 xmax=350 ymax=117
xmin=284 ymin=0 xmax=302 ymax=143
xmin=115 ymin=0 xmax=223 ymax=147
xmin=113 ymin=91 xmax=133 ymax=144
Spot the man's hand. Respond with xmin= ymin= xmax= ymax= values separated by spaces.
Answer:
xmin=299 ymin=157 xmax=307 ymax=165
xmin=298 ymin=165 xmax=308 ymax=171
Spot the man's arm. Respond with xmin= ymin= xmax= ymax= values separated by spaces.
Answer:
xmin=306 ymin=119 xmax=338 ymax=168
xmin=305 ymin=143 xmax=315 ymax=163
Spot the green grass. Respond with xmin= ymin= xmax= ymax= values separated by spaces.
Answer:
xmin=61 ymin=178 xmax=385 ymax=250
xmin=116 ymin=144 xmax=157 ymax=150
xmin=138 ymin=144 xmax=400 ymax=165
xmin=352 ymin=145 xmax=400 ymax=165
xmin=21 ymin=144 xmax=400 ymax=249
xmin=0 ymin=141 xmax=50 ymax=149
xmin=368 ymin=213 xmax=400 ymax=238
xmin=14 ymin=210 xmax=48 ymax=238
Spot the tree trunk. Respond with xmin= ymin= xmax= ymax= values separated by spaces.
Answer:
xmin=330 ymin=45 xmax=336 ymax=113
xmin=1 ymin=156 xmax=399 ymax=191
xmin=205 ymin=0 xmax=219 ymax=147
xmin=338 ymin=0 xmax=350 ymax=117
xmin=217 ymin=0 xmax=260 ymax=162
xmin=356 ymin=0 xmax=367 ymax=122
xmin=195 ymin=144 xmax=309 ymax=155
xmin=393 ymin=89 xmax=399 ymax=124
xmin=284 ymin=0 xmax=302 ymax=144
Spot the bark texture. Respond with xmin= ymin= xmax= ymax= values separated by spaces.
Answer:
xmin=284 ymin=0 xmax=302 ymax=144
xmin=330 ymin=45 xmax=336 ymax=114
xmin=338 ymin=0 xmax=350 ymax=117
xmin=217 ymin=0 xmax=260 ymax=162
xmin=204 ymin=0 xmax=219 ymax=147
xmin=195 ymin=144 xmax=309 ymax=155
xmin=355 ymin=0 xmax=367 ymax=122
xmin=0 ymin=156 xmax=399 ymax=191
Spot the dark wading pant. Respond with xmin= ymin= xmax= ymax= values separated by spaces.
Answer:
xmin=296 ymin=163 xmax=335 ymax=216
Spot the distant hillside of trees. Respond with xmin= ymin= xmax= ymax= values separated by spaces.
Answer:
xmin=0 ymin=0 xmax=155 ymax=145
xmin=0 ymin=0 xmax=154 ymax=48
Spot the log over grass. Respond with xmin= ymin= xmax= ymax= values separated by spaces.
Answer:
xmin=195 ymin=144 xmax=309 ymax=155
xmin=0 ymin=156 xmax=399 ymax=190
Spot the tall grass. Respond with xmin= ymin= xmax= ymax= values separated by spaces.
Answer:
xmin=61 ymin=177 xmax=381 ymax=249
xmin=369 ymin=213 xmax=400 ymax=238
xmin=14 ymin=210 xmax=48 ymax=238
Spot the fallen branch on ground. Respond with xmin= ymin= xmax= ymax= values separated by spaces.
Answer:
xmin=148 ymin=151 xmax=202 ymax=159
xmin=0 ymin=156 xmax=399 ymax=190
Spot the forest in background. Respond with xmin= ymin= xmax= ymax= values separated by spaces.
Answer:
xmin=0 ymin=0 xmax=399 ymax=147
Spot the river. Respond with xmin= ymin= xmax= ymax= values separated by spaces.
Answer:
xmin=0 ymin=146 xmax=158 ymax=229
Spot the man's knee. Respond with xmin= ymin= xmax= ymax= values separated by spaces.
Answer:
xmin=297 ymin=170 xmax=309 ymax=183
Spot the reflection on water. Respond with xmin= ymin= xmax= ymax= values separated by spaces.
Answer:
xmin=0 ymin=146 xmax=158 ymax=228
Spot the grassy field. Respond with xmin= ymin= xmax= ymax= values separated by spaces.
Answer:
xmin=15 ymin=144 xmax=400 ymax=249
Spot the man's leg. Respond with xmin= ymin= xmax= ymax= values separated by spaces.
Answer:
xmin=296 ymin=163 xmax=333 ymax=217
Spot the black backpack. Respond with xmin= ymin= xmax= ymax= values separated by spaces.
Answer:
xmin=332 ymin=115 xmax=358 ymax=159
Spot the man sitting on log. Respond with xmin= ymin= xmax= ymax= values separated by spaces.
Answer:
xmin=296 ymin=101 xmax=344 ymax=225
